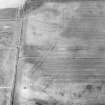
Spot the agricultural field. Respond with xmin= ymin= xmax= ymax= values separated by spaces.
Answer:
xmin=1 ymin=0 xmax=105 ymax=105
xmin=0 ymin=7 xmax=21 ymax=105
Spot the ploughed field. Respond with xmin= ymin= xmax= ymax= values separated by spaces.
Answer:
xmin=0 ymin=8 xmax=20 ymax=105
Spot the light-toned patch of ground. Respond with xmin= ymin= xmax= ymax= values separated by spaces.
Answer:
xmin=25 ymin=2 xmax=80 ymax=46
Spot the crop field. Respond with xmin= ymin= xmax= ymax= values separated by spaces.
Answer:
xmin=0 ymin=1 xmax=105 ymax=105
